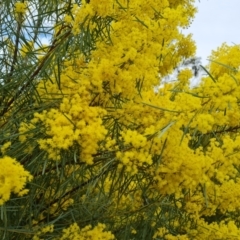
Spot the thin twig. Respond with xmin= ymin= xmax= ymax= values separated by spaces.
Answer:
xmin=0 ymin=25 xmax=72 ymax=117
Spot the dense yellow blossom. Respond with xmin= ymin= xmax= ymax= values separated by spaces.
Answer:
xmin=193 ymin=220 xmax=240 ymax=239
xmin=0 ymin=141 xmax=11 ymax=155
xmin=153 ymin=227 xmax=190 ymax=239
xmin=58 ymin=223 xmax=115 ymax=240
xmin=209 ymin=43 xmax=240 ymax=79
xmin=178 ymin=68 xmax=193 ymax=87
xmin=0 ymin=156 xmax=32 ymax=205
xmin=14 ymin=2 xmax=27 ymax=14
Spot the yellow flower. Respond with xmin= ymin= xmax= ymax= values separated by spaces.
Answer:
xmin=0 ymin=141 xmax=11 ymax=154
xmin=15 ymin=2 xmax=27 ymax=14
xmin=0 ymin=156 xmax=33 ymax=205
xmin=178 ymin=69 xmax=193 ymax=86
xmin=59 ymin=222 xmax=115 ymax=240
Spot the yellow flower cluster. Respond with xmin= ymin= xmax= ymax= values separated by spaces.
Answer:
xmin=196 ymin=44 xmax=240 ymax=115
xmin=117 ymin=148 xmax=152 ymax=174
xmin=152 ymin=128 xmax=211 ymax=196
xmin=153 ymin=219 xmax=240 ymax=239
xmin=18 ymin=0 xmax=196 ymax=168
xmin=0 ymin=141 xmax=11 ymax=155
xmin=193 ymin=219 xmax=240 ymax=239
xmin=58 ymin=223 xmax=115 ymax=240
xmin=153 ymin=227 xmax=189 ymax=240
xmin=14 ymin=2 xmax=27 ymax=14
xmin=68 ymin=0 xmax=196 ymax=100
xmin=178 ymin=69 xmax=193 ymax=87
xmin=34 ymin=0 xmax=193 ymax=135
xmin=0 ymin=156 xmax=32 ymax=205
xmin=20 ymin=59 xmax=107 ymax=163
xmin=32 ymin=102 xmax=106 ymax=164
xmin=116 ymin=130 xmax=152 ymax=174
xmin=191 ymin=113 xmax=215 ymax=134
xmin=209 ymin=43 xmax=240 ymax=79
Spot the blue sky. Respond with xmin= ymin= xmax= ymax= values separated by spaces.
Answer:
xmin=183 ymin=0 xmax=240 ymax=65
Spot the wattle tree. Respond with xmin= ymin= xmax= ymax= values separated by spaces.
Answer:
xmin=1 ymin=0 xmax=240 ymax=239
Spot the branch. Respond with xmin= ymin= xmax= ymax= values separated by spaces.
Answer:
xmin=0 ymin=25 xmax=72 ymax=117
